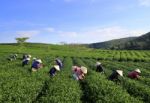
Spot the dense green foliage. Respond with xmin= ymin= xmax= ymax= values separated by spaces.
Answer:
xmin=0 ymin=43 xmax=150 ymax=103
xmin=0 ymin=44 xmax=150 ymax=62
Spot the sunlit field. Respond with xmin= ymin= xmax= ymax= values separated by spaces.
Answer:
xmin=0 ymin=44 xmax=150 ymax=103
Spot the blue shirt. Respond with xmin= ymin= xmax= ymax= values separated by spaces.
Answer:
xmin=22 ymin=60 xmax=29 ymax=65
xmin=22 ymin=59 xmax=29 ymax=67
xmin=49 ymin=67 xmax=56 ymax=76
xmin=31 ymin=61 xmax=39 ymax=69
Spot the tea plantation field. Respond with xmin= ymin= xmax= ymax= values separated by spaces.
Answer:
xmin=0 ymin=44 xmax=150 ymax=103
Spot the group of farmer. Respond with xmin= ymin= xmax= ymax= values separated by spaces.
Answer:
xmin=71 ymin=60 xmax=141 ymax=81
xmin=95 ymin=61 xmax=141 ymax=83
xmin=8 ymin=54 xmax=141 ymax=82
xmin=21 ymin=54 xmax=63 ymax=76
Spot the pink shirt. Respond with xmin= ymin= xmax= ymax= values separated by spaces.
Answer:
xmin=128 ymin=71 xmax=140 ymax=79
xmin=72 ymin=66 xmax=84 ymax=80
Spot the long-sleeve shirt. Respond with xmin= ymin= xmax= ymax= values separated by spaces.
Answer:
xmin=128 ymin=71 xmax=140 ymax=79
xmin=22 ymin=55 xmax=27 ymax=60
xmin=96 ymin=65 xmax=104 ymax=72
xmin=109 ymin=71 xmax=120 ymax=81
xmin=22 ymin=59 xmax=29 ymax=66
xmin=72 ymin=66 xmax=84 ymax=80
xmin=31 ymin=61 xmax=41 ymax=69
xmin=49 ymin=67 xmax=57 ymax=76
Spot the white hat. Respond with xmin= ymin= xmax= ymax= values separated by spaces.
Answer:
xmin=28 ymin=55 xmax=32 ymax=58
xmin=36 ymin=59 xmax=42 ymax=63
xmin=54 ymin=65 xmax=60 ymax=71
xmin=72 ymin=66 xmax=78 ymax=68
xmin=96 ymin=62 xmax=101 ymax=66
xmin=135 ymin=69 xmax=141 ymax=73
xmin=116 ymin=70 xmax=123 ymax=76
xmin=26 ymin=58 xmax=30 ymax=61
xmin=33 ymin=57 xmax=37 ymax=60
xmin=81 ymin=66 xmax=87 ymax=74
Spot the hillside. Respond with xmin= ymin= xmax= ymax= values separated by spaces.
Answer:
xmin=124 ymin=32 xmax=150 ymax=50
xmin=89 ymin=37 xmax=137 ymax=49
xmin=89 ymin=32 xmax=150 ymax=50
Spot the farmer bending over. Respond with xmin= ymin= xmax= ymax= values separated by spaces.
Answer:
xmin=12 ymin=54 xmax=17 ymax=60
xmin=72 ymin=66 xmax=87 ymax=81
xmin=31 ymin=59 xmax=43 ymax=72
xmin=8 ymin=54 xmax=18 ymax=61
xmin=49 ymin=65 xmax=60 ymax=76
xmin=55 ymin=58 xmax=63 ymax=69
xmin=32 ymin=57 xmax=37 ymax=63
xmin=128 ymin=69 xmax=141 ymax=79
xmin=108 ymin=70 xmax=123 ymax=83
xmin=95 ymin=62 xmax=104 ymax=73
xmin=22 ymin=54 xmax=31 ymax=60
xmin=22 ymin=57 xmax=30 ymax=67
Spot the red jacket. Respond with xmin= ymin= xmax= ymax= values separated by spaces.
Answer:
xmin=128 ymin=71 xmax=140 ymax=79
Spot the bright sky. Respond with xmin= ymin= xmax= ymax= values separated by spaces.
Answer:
xmin=0 ymin=0 xmax=150 ymax=44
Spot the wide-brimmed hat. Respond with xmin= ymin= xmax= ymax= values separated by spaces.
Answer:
xmin=96 ymin=62 xmax=101 ymax=66
xmin=26 ymin=58 xmax=30 ymax=61
xmin=28 ymin=55 xmax=32 ymax=58
xmin=81 ymin=66 xmax=87 ymax=74
xmin=135 ymin=69 xmax=141 ymax=73
xmin=33 ymin=57 xmax=37 ymax=60
xmin=116 ymin=70 xmax=123 ymax=76
xmin=72 ymin=66 xmax=77 ymax=69
xmin=54 ymin=65 xmax=60 ymax=71
xmin=36 ymin=59 xmax=42 ymax=63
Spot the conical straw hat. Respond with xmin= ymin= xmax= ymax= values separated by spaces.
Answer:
xmin=28 ymin=55 xmax=32 ymax=58
xmin=135 ymin=69 xmax=141 ymax=73
xmin=81 ymin=66 xmax=87 ymax=74
xmin=96 ymin=62 xmax=101 ymax=66
xmin=33 ymin=57 xmax=37 ymax=60
xmin=36 ymin=59 xmax=42 ymax=63
xmin=54 ymin=65 xmax=60 ymax=71
xmin=116 ymin=70 xmax=123 ymax=76
xmin=26 ymin=58 xmax=30 ymax=61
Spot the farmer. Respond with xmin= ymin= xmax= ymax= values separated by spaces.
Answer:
xmin=55 ymin=58 xmax=63 ymax=69
xmin=128 ymin=69 xmax=141 ymax=79
xmin=8 ymin=54 xmax=17 ymax=61
xmin=72 ymin=66 xmax=87 ymax=81
xmin=22 ymin=54 xmax=27 ymax=60
xmin=31 ymin=57 xmax=37 ymax=65
xmin=12 ymin=54 xmax=17 ymax=60
xmin=31 ymin=59 xmax=43 ymax=72
xmin=49 ymin=65 xmax=60 ymax=76
xmin=108 ymin=70 xmax=123 ymax=82
xmin=22 ymin=57 xmax=30 ymax=67
xmin=95 ymin=62 xmax=104 ymax=73
xmin=22 ymin=54 xmax=31 ymax=60
xmin=8 ymin=57 xmax=13 ymax=61
xmin=27 ymin=54 xmax=32 ymax=58
xmin=32 ymin=57 xmax=37 ymax=62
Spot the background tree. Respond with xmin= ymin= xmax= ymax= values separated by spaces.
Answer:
xmin=15 ymin=37 xmax=29 ymax=53
xmin=16 ymin=37 xmax=29 ymax=45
